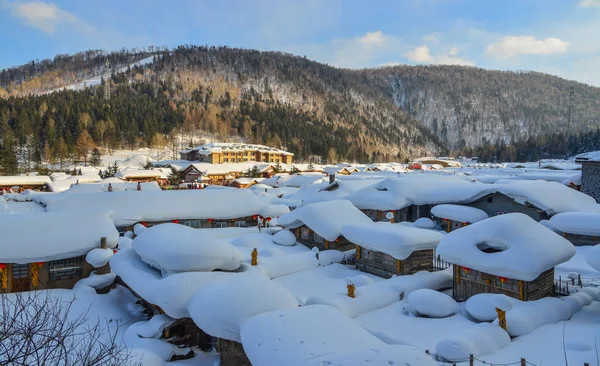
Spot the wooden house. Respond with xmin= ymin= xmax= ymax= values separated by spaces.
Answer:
xmin=576 ymin=151 xmax=600 ymax=203
xmin=436 ymin=213 xmax=576 ymax=302
xmin=431 ymin=204 xmax=488 ymax=232
xmin=549 ymin=212 xmax=600 ymax=247
xmin=0 ymin=211 xmax=118 ymax=294
xmin=278 ymin=199 xmax=373 ymax=252
xmin=341 ymin=222 xmax=444 ymax=278
xmin=0 ymin=176 xmax=51 ymax=193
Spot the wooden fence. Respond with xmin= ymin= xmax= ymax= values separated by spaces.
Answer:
xmin=433 ymin=254 xmax=452 ymax=272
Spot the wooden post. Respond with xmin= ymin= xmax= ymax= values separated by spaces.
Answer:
xmin=251 ymin=248 xmax=258 ymax=266
xmin=520 ymin=358 xmax=526 ymax=366
xmin=469 ymin=354 xmax=474 ymax=366
xmin=100 ymin=237 xmax=107 ymax=249
xmin=584 ymin=363 xmax=589 ymax=366
xmin=347 ymin=282 xmax=355 ymax=298
xmin=578 ymin=274 xmax=583 ymax=287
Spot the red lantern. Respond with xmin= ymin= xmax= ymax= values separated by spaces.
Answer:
xmin=208 ymin=218 xmax=213 ymax=223
xmin=0 ymin=263 xmax=6 ymax=269
xmin=141 ymin=221 xmax=148 ymax=227
xmin=498 ymin=276 xmax=507 ymax=283
xmin=266 ymin=217 xmax=272 ymax=222
xmin=232 ymin=218 xmax=235 ymax=222
xmin=113 ymin=249 xmax=118 ymax=254
xmin=258 ymin=216 xmax=263 ymax=220
xmin=253 ymin=214 xmax=258 ymax=219
xmin=36 ymin=262 xmax=44 ymax=266
xmin=173 ymin=219 xmax=179 ymax=224
xmin=461 ymin=266 xmax=470 ymax=274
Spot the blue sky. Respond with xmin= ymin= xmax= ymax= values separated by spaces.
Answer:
xmin=1 ymin=0 xmax=599 ymax=85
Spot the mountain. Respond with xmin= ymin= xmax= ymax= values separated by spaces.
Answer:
xmin=1 ymin=45 xmax=600 ymax=172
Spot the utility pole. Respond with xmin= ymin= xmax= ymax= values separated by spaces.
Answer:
xmin=104 ymin=59 xmax=111 ymax=101
xmin=567 ymin=86 xmax=574 ymax=132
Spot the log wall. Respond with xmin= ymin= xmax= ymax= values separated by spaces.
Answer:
xmin=356 ymin=248 xmax=433 ymax=278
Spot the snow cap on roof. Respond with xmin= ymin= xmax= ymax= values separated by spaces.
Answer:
xmin=341 ymin=222 xmax=443 ymax=260
xmin=278 ymin=200 xmax=373 ymax=241
xmin=115 ymin=169 xmax=164 ymax=179
xmin=187 ymin=275 xmax=298 ymax=342
xmin=549 ymin=212 xmax=600 ymax=236
xmin=431 ymin=204 xmax=489 ymax=224
xmin=184 ymin=142 xmax=294 ymax=156
xmin=0 ymin=210 xmax=118 ymax=264
xmin=575 ymin=150 xmax=600 ymax=163
xmin=437 ymin=213 xmax=575 ymax=281
xmin=0 ymin=175 xmax=52 ymax=187
xmin=36 ymin=189 xmax=288 ymax=227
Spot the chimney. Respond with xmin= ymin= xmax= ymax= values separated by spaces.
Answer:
xmin=137 ymin=182 xmax=141 ymax=191
xmin=100 ymin=237 xmax=107 ymax=249
xmin=329 ymin=173 xmax=336 ymax=185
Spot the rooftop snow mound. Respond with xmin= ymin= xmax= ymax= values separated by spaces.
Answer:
xmin=431 ymin=204 xmax=489 ymax=223
xmin=36 ymin=189 xmax=287 ymax=226
xmin=183 ymin=142 xmax=293 ymax=156
xmin=341 ymin=222 xmax=443 ymax=260
xmin=549 ymin=212 xmax=600 ymax=236
xmin=115 ymin=169 xmax=165 ymax=179
xmin=187 ymin=276 xmax=298 ymax=342
xmin=575 ymin=150 xmax=600 ymax=162
xmin=0 ymin=175 xmax=52 ymax=186
xmin=133 ymin=224 xmax=244 ymax=273
xmin=278 ymin=200 xmax=372 ymax=241
xmin=436 ymin=213 xmax=576 ymax=281
xmin=0 ymin=210 xmax=118 ymax=264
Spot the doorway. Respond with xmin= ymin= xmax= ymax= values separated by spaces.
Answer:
xmin=11 ymin=264 xmax=30 ymax=292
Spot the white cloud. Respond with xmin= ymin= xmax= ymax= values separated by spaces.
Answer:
xmin=358 ymin=31 xmax=386 ymax=47
xmin=486 ymin=36 xmax=569 ymax=59
xmin=579 ymin=0 xmax=600 ymax=8
xmin=7 ymin=1 xmax=77 ymax=33
xmin=402 ymin=45 xmax=474 ymax=66
xmin=423 ymin=32 xmax=441 ymax=43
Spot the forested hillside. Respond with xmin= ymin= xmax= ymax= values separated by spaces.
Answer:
xmin=1 ymin=45 xmax=600 ymax=174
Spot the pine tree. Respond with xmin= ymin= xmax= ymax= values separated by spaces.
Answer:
xmin=0 ymin=130 xmax=19 ymax=175
xmin=75 ymin=130 xmax=96 ymax=166
xmin=273 ymin=162 xmax=283 ymax=173
xmin=307 ymin=163 xmax=315 ymax=172
xmin=89 ymin=148 xmax=102 ymax=167
xmin=250 ymin=165 xmax=260 ymax=178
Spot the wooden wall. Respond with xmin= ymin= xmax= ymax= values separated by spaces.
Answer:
xmin=217 ymin=338 xmax=252 ymax=366
xmin=356 ymin=248 xmax=433 ymax=278
xmin=467 ymin=193 xmax=546 ymax=221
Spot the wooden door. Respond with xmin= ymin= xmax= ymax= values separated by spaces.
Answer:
xmin=11 ymin=264 xmax=30 ymax=292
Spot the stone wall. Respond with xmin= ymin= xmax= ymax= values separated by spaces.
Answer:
xmin=582 ymin=163 xmax=600 ymax=203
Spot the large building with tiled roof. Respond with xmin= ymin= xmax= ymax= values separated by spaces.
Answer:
xmin=180 ymin=143 xmax=293 ymax=164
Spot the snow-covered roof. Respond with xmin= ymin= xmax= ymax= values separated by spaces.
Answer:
xmin=341 ymin=222 xmax=444 ymax=259
xmin=278 ymin=200 xmax=373 ymax=241
xmin=183 ymin=142 xmax=294 ymax=156
xmin=48 ymin=175 xmax=103 ymax=192
xmin=0 ymin=210 xmax=118 ymax=264
xmin=575 ymin=151 xmax=600 ymax=163
xmin=437 ymin=213 xmax=576 ymax=281
xmin=63 ymin=181 xmax=162 ymax=194
xmin=0 ymin=175 xmax=51 ymax=186
xmin=549 ymin=212 xmax=600 ymax=236
xmin=115 ymin=169 xmax=165 ymax=179
xmin=35 ymin=190 xmax=289 ymax=227
xmin=431 ymin=204 xmax=489 ymax=223
xmin=185 ymin=162 xmax=273 ymax=175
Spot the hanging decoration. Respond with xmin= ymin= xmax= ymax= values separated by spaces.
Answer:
xmin=0 ymin=264 xmax=7 ymax=290
xmin=31 ymin=263 xmax=43 ymax=289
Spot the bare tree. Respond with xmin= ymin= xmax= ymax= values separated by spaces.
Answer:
xmin=0 ymin=291 xmax=139 ymax=366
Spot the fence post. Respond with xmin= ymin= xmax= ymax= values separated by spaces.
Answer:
xmin=578 ymin=274 xmax=583 ymax=287
xmin=469 ymin=354 xmax=474 ymax=366
xmin=520 ymin=358 xmax=526 ymax=366
xmin=584 ymin=363 xmax=590 ymax=366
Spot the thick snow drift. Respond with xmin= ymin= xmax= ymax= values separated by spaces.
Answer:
xmin=132 ymin=224 xmax=244 ymax=273
xmin=272 ymin=230 xmax=296 ymax=246
xmin=436 ymin=323 xmax=511 ymax=362
xmin=465 ymin=294 xmax=520 ymax=322
xmin=187 ymin=276 xmax=298 ymax=342
xmin=585 ymin=244 xmax=600 ymax=272
xmin=306 ymin=344 xmax=437 ymax=366
xmin=341 ymin=222 xmax=443 ymax=260
xmin=550 ymin=212 xmax=600 ymax=236
xmin=437 ymin=213 xmax=576 ymax=281
xmin=431 ymin=204 xmax=489 ymax=223
xmin=278 ymin=199 xmax=372 ymax=241
xmin=501 ymin=297 xmax=572 ymax=337
xmin=407 ymin=289 xmax=458 ymax=318
xmin=0 ymin=210 xmax=118 ymax=264
xmin=85 ymin=248 xmax=114 ymax=268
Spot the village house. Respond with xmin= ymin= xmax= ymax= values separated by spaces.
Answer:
xmin=323 ymin=165 xmax=359 ymax=176
xmin=179 ymin=163 xmax=274 ymax=185
xmin=431 ymin=204 xmax=489 ymax=232
xmin=115 ymin=169 xmax=169 ymax=186
xmin=0 ymin=210 xmax=118 ymax=293
xmin=549 ymin=212 xmax=600 ymax=246
xmin=341 ymin=222 xmax=444 ymax=278
xmin=575 ymin=151 xmax=600 ymax=203
xmin=231 ymin=177 xmax=263 ymax=189
xmin=278 ymin=199 xmax=373 ymax=251
xmin=437 ymin=213 xmax=576 ymax=302
xmin=179 ymin=142 xmax=293 ymax=164
xmin=0 ymin=175 xmax=52 ymax=193
xmin=33 ymin=188 xmax=289 ymax=234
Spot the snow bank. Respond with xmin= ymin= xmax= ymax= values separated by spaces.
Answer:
xmin=37 ymin=189 xmax=287 ymax=226
xmin=561 ymin=291 xmax=593 ymax=313
xmin=86 ymin=248 xmax=114 ymax=268
xmin=132 ymin=224 xmax=243 ymax=273
xmin=123 ymin=315 xmax=178 ymax=361
xmin=585 ymin=244 xmax=600 ymax=272
xmin=414 ymin=217 xmax=435 ymax=229
xmin=341 ymin=222 xmax=443 ymax=260
xmin=306 ymin=344 xmax=437 ymax=366
xmin=64 ymin=181 xmax=161 ymax=194
xmin=431 ymin=204 xmax=489 ymax=223
xmin=0 ymin=210 xmax=118 ymax=264
xmin=48 ymin=175 xmax=102 ymax=192
xmin=550 ymin=212 xmax=600 ymax=236
xmin=502 ymin=297 xmax=572 ymax=337
xmin=73 ymin=272 xmax=117 ymax=293
xmin=465 ymin=294 xmax=520 ymax=322
xmin=407 ymin=289 xmax=458 ymax=318
xmin=436 ymin=323 xmax=511 ymax=362
xmin=187 ymin=276 xmax=298 ymax=342
xmin=272 ymin=230 xmax=296 ymax=246
xmin=256 ymin=250 xmax=318 ymax=279
xmin=0 ymin=175 xmax=51 ymax=186
xmin=437 ymin=213 xmax=576 ymax=281
xmin=278 ymin=199 xmax=372 ymax=241
xmin=240 ymin=305 xmax=386 ymax=366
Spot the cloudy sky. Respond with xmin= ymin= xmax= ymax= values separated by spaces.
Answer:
xmin=1 ymin=0 xmax=599 ymax=85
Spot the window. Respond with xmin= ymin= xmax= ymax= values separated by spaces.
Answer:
xmin=301 ymin=227 xmax=310 ymax=240
xmin=12 ymin=264 xmax=29 ymax=279
xmin=383 ymin=254 xmax=395 ymax=266
xmin=223 ymin=158 xmax=229 ymax=163
xmin=49 ymin=258 xmax=83 ymax=281
xmin=313 ymin=233 xmax=324 ymax=244
xmin=487 ymin=196 xmax=493 ymax=203
xmin=184 ymin=220 xmax=201 ymax=229
xmin=215 ymin=222 xmax=228 ymax=228
xmin=234 ymin=221 xmax=247 ymax=228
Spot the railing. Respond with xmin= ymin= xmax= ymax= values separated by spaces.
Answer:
xmin=433 ymin=254 xmax=452 ymax=272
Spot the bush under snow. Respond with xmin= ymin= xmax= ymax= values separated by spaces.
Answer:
xmin=414 ymin=217 xmax=435 ymax=229
xmin=273 ymin=230 xmax=296 ymax=246
xmin=436 ymin=323 xmax=510 ymax=362
xmin=465 ymin=294 xmax=520 ymax=322
xmin=407 ymin=289 xmax=458 ymax=318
